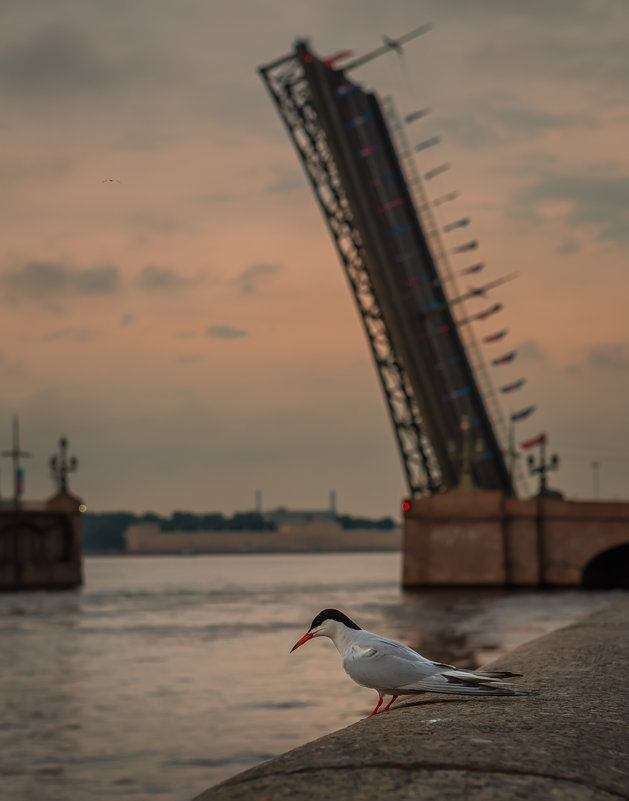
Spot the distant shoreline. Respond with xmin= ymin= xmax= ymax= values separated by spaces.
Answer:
xmin=84 ymin=547 xmax=400 ymax=556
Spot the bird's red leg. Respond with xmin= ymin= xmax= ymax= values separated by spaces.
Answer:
xmin=365 ymin=696 xmax=384 ymax=718
xmin=381 ymin=695 xmax=398 ymax=713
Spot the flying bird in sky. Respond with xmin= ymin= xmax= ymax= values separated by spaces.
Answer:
xmin=291 ymin=609 xmax=531 ymax=718
xmin=101 ymin=178 xmax=121 ymax=183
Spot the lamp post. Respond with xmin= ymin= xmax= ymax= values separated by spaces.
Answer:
xmin=50 ymin=437 xmax=78 ymax=493
xmin=527 ymin=437 xmax=559 ymax=497
xmin=592 ymin=461 xmax=600 ymax=498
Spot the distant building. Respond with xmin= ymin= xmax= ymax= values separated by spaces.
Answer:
xmin=263 ymin=506 xmax=337 ymax=529
xmin=261 ymin=491 xmax=339 ymax=529
xmin=125 ymin=520 xmax=400 ymax=555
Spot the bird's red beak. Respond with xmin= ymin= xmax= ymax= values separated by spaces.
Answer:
xmin=290 ymin=631 xmax=314 ymax=653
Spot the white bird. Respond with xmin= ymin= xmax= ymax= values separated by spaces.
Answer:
xmin=290 ymin=609 xmax=531 ymax=718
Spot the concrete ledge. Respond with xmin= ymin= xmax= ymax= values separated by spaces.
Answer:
xmin=194 ymin=595 xmax=629 ymax=800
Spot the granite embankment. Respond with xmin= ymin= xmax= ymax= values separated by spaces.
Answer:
xmin=194 ymin=595 xmax=629 ymax=801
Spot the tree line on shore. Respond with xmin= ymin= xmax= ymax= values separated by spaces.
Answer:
xmin=82 ymin=510 xmax=398 ymax=552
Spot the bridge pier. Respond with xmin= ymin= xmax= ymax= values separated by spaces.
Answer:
xmin=402 ymin=490 xmax=629 ymax=587
xmin=0 ymin=489 xmax=83 ymax=591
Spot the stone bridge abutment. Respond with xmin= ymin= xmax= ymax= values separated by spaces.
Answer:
xmin=403 ymin=491 xmax=629 ymax=588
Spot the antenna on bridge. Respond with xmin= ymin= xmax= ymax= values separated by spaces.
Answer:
xmin=342 ymin=24 xmax=432 ymax=72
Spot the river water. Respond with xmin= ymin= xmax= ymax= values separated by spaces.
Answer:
xmin=0 ymin=553 xmax=622 ymax=801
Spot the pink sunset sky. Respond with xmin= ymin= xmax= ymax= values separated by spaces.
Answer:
xmin=1 ymin=0 xmax=628 ymax=516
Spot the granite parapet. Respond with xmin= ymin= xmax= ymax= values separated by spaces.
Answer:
xmin=194 ymin=595 xmax=629 ymax=801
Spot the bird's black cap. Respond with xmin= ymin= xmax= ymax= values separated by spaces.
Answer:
xmin=309 ymin=609 xmax=361 ymax=631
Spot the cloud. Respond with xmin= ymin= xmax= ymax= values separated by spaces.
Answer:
xmin=1 ymin=260 xmax=119 ymax=301
xmin=176 ymin=354 xmax=204 ymax=363
xmin=0 ymin=23 xmax=194 ymax=126
xmin=38 ymin=327 xmax=95 ymax=343
xmin=197 ymin=192 xmax=233 ymax=204
xmin=75 ymin=266 xmax=119 ymax=293
xmin=552 ymin=37 xmax=629 ymax=97
xmin=555 ymin=240 xmax=581 ymax=255
xmin=0 ymin=359 xmax=26 ymax=377
xmin=234 ymin=262 xmax=281 ymax=295
xmin=264 ymin=175 xmax=304 ymax=194
xmin=0 ymin=28 xmax=129 ymax=100
xmin=564 ymin=363 xmax=581 ymax=375
xmin=455 ymin=2 xmax=629 ymax=104
xmin=0 ymin=156 xmax=72 ymax=187
xmin=421 ymin=0 xmax=620 ymax=24
xmin=130 ymin=212 xmax=182 ymax=236
xmin=587 ymin=343 xmax=629 ymax=371
xmin=517 ymin=339 xmax=548 ymax=362
xmin=135 ymin=265 xmax=203 ymax=291
xmin=205 ymin=325 xmax=248 ymax=339
xmin=513 ymin=172 xmax=629 ymax=244
xmin=436 ymin=103 xmax=596 ymax=148
xmin=112 ymin=128 xmax=174 ymax=152
xmin=0 ymin=15 xmax=273 ymax=130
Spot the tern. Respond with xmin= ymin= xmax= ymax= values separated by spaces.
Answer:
xmin=291 ymin=609 xmax=531 ymax=718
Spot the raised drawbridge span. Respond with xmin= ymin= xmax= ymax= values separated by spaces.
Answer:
xmin=259 ymin=40 xmax=519 ymax=498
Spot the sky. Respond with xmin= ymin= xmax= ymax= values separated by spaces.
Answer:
xmin=1 ymin=0 xmax=628 ymax=516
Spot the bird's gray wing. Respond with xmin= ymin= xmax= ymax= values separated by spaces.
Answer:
xmin=342 ymin=637 xmax=439 ymax=691
xmin=343 ymin=637 xmax=527 ymax=696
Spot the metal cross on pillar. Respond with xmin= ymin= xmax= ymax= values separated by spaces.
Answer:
xmin=50 ymin=436 xmax=78 ymax=493
xmin=1 ymin=416 xmax=32 ymax=505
